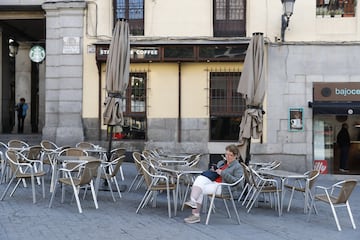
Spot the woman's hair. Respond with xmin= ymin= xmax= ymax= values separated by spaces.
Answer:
xmin=225 ymin=144 xmax=239 ymax=158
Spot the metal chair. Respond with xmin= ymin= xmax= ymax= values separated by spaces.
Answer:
xmin=128 ymin=152 xmax=144 ymax=192
xmin=7 ymin=139 xmax=29 ymax=149
xmin=307 ymin=179 xmax=357 ymax=231
xmin=76 ymin=142 xmax=96 ymax=150
xmin=284 ymin=170 xmax=319 ymax=213
xmin=96 ymin=155 xmax=125 ymax=201
xmin=205 ymin=176 xmax=243 ymax=225
xmin=0 ymin=150 xmax=46 ymax=204
xmin=136 ymin=160 xmax=176 ymax=218
xmin=246 ymin=167 xmax=281 ymax=216
xmin=108 ymin=147 xmax=126 ymax=180
xmin=49 ymin=159 xmax=101 ymax=213
xmin=0 ymin=142 xmax=9 ymax=183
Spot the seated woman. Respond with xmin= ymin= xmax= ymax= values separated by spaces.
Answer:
xmin=184 ymin=144 xmax=243 ymax=224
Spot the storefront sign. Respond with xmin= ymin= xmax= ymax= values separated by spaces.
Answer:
xmin=29 ymin=45 xmax=46 ymax=63
xmin=96 ymin=45 xmax=160 ymax=62
xmin=130 ymin=47 xmax=159 ymax=60
xmin=314 ymin=160 xmax=328 ymax=174
xmin=314 ymin=82 xmax=360 ymax=101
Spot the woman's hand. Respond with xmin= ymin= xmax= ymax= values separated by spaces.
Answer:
xmin=215 ymin=169 xmax=222 ymax=175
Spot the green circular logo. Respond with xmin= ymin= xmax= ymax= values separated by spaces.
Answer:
xmin=29 ymin=45 xmax=46 ymax=63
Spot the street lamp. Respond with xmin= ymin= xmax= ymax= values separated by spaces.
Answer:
xmin=9 ymin=39 xmax=19 ymax=57
xmin=281 ymin=0 xmax=296 ymax=42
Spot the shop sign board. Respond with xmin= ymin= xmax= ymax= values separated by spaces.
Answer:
xmin=29 ymin=45 xmax=46 ymax=63
xmin=314 ymin=82 xmax=360 ymax=101
xmin=314 ymin=160 xmax=328 ymax=174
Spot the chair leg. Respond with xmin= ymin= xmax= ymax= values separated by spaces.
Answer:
xmin=128 ymin=174 xmax=139 ymax=192
xmin=90 ymin=181 xmax=99 ymax=209
xmin=136 ymin=189 xmax=151 ymax=213
xmin=166 ymin=186 xmax=172 ymax=218
xmin=41 ymin=176 xmax=46 ymax=199
xmin=287 ymin=188 xmax=295 ymax=212
xmin=205 ymin=194 xmax=216 ymax=225
xmin=119 ymin=166 xmax=125 ymax=181
xmin=230 ymin=197 xmax=241 ymax=224
xmin=113 ymin=177 xmax=122 ymax=199
xmin=223 ymin=199 xmax=231 ymax=218
xmin=0 ymin=175 xmax=17 ymax=201
xmin=30 ymin=174 xmax=36 ymax=204
xmin=72 ymin=185 xmax=83 ymax=214
xmin=346 ymin=202 xmax=356 ymax=230
xmin=105 ymin=176 xmax=116 ymax=202
xmin=329 ymin=203 xmax=342 ymax=231
xmin=49 ymin=181 xmax=57 ymax=208
xmin=9 ymin=179 xmax=23 ymax=198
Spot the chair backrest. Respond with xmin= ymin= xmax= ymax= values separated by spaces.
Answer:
xmin=306 ymin=170 xmax=320 ymax=190
xmin=132 ymin=152 xmax=143 ymax=173
xmin=108 ymin=155 xmax=125 ymax=177
xmin=142 ymin=150 xmax=156 ymax=159
xmin=8 ymin=140 xmax=29 ymax=148
xmin=59 ymin=148 xmax=88 ymax=157
xmin=26 ymin=145 xmax=43 ymax=160
xmin=185 ymin=154 xmax=199 ymax=167
xmin=335 ymin=180 xmax=357 ymax=204
xmin=5 ymin=150 xmax=20 ymax=173
xmin=76 ymin=142 xmax=95 ymax=150
xmin=139 ymin=160 xmax=156 ymax=187
xmin=40 ymin=140 xmax=59 ymax=151
xmin=79 ymin=160 xmax=101 ymax=185
xmin=240 ymin=162 xmax=252 ymax=185
xmin=110 ymin=148 xmax=126 ymax=161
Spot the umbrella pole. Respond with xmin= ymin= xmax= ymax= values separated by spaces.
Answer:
xmin=102 ymin=125 xmax=114 ymax=188
xmin=100 ymin=125 xmax=127 ymax=192
xmin=107 ymin=125 xmax=114 ymax=159
xmin=245 ymin=138 xmax=251 ymax=166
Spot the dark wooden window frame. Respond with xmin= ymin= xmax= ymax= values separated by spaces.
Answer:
xmin=114 ymin=0 xmax=144 ymax=35
xmin=213 ymin=0 xmax=246 ymax=37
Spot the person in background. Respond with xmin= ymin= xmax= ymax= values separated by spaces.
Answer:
xmin=337 ymin=123 xmax=350 ymax=172
xmin=183 ymin=144 xmax=243 ymax=224
xmin=15 ymin=97 xmax=28 ymax=133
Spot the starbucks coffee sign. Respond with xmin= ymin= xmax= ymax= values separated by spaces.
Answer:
xmin=29 ymin=45 xmax=46 ymax=63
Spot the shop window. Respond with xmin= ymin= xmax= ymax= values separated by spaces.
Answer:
xmin=199 ymin=45 xmax=247 ymax=61
xmin=209 ymin=72 xmax=245 ymax=141
xmin=163 ymin=46 xmax=194 ymax=60
xmin=114 ymin=72 xmax=146 ymax=140
xmin=114 ymin=0 xmax=144 ymax=35
xmin=213 ymin=0 xmax=246 ymax=37
xmin=316 ymin=0 xmax=356 ymax=17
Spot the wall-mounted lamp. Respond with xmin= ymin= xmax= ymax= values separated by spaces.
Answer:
xmin=281 ymin=0 xmax=296 ymax=42
xmin=9 ymin=39 xmax=19 ymax=57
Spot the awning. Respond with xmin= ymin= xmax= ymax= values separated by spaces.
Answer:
xmin=309 ymin=101 xmax=360 ymax=115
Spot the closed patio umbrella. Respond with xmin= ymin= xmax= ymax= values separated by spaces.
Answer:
xmin=237 ymin=32 xmax=265 ymax=164
xmin=103 ymin=19 xmax=130 ymax=154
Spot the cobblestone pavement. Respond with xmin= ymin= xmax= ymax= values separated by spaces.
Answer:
xmin=0 ymin=162 xmax=359 ymax=240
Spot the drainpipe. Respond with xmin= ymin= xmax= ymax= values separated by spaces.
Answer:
xmin=97 ymin=61 xmax=102 ymax=141
xmin=178 ymin=62 xmax=182 ymax=142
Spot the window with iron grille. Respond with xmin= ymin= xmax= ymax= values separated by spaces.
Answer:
xmin=213 ymin=0 xmax=246 ymax=37
xmin=116 ymin=72 xmax=146 ymax=140
xmin=114 ymin=0 xmax=144 ymax=35
xmin=209 ymin=72 xmax=245 ymax=141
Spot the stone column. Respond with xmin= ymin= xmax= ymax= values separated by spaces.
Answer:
xmin=42 ymin=1 xmax=86 ymax=145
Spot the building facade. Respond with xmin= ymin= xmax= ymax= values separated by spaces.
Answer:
xmin=1 ymin=0 xmax=359 ymax=174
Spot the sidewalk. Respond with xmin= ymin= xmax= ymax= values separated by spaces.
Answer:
xmin=0 ymin=162 xmax=358 ymax=240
